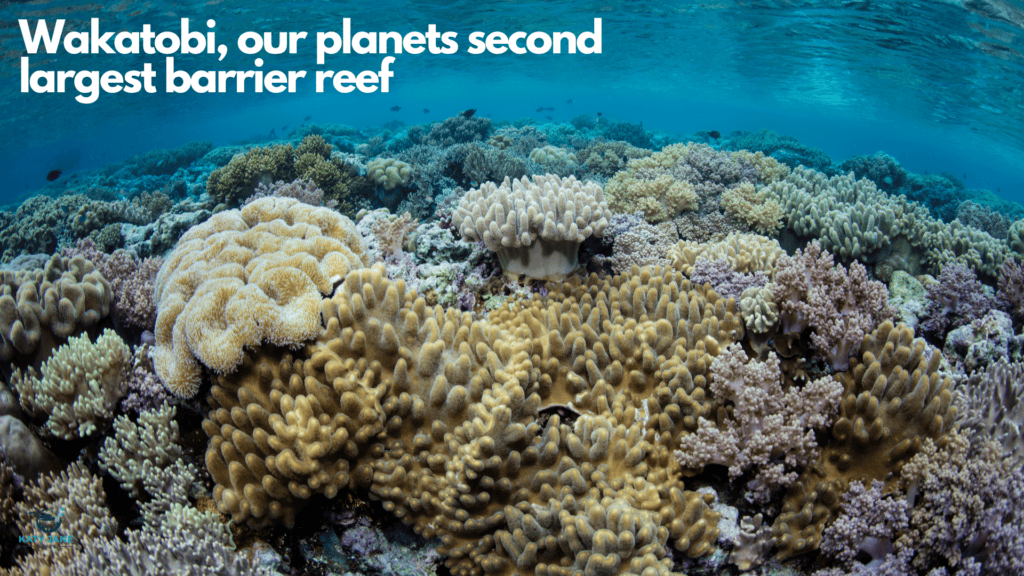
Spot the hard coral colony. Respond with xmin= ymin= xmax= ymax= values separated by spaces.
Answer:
xmin=0 ymin=115 xmax=1020 ymax=576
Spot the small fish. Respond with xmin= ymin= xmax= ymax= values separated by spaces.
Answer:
xmin=709 ymin=130 xmax=721 ymax=139
xmin=963 ymin=172 xmax=967 ymax=180
xmin=46 ymin=169 xmax=62 ymax=181
xmin=304 ymin=115 xmax=312 ymax=121
xmin=390 ymin=106 xmax=401 ymax=112
xmin=282 ymin=125 xmax=288 ymax=131
xmin=545 ymin=115 xmax=553 ymax=121
xmin=566 ymin=99 xmax=574 ymax=104
xmin=461 ymin=109 xmax=476 ymax=118
xmin=536 ymin=106 xmax=545 ymax=112
xmin=596 ymin=112 xmax=602 ymax=117
xmin=545 ymin=106 xmax=554 ymax=111
xmin=423 ymin=108 xmax=430 ymax=114
xmin=269 ymin=129 xmax=277 ymax=138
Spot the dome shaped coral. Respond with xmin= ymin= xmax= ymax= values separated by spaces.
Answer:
xmin=152 ymin=197 xmax=369 ymax=398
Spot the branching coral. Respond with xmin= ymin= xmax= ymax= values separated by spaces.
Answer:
xmin=819 ymin=479 xmax=908 ymax=569
xmin=675 ymin=344 xmax=843 ymax=500
xmin=720 ymin=182 xmax=784 ymax=235
xmin=99 ymin=404 xmax=182 ymax=497
xmin=958 ymin=359 xmax=1024 ymax=464
xmin=772 ymin=321 xmax=957 ymax=560
xmin=606 ymin=142 xmax=751 ymax=223
xmin=897 ymin=432 xmax=1024 ymax=574
xmin=203 ymin=264 xmax=740 ymax=575
xmin=920 ymin=261 xmax=1000 ymax=338
xmin=207 ymin=135 xmax=360 ymax=208
xmin=770 ymin=241 xmax=893 ymax=370
xmin=11 ymin=328 xmax=130 ymax=439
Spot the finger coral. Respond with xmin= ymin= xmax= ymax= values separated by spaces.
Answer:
xmin=203 ymin=264 xmax=741 ymax=575
xmin=152 ymin=197 xmax=369 ymax=398
xmin=772 ymin=321 xmax=957 ymax=560
xmin=0 ymin=254 xmax=112 ymax=360
xmin=366 ymin=158 xmax=414 ymax=191
xmin=453 ymin=174 xmax=611 ymax=278
xmin=11 ymin=328 xmax=130 ymax=439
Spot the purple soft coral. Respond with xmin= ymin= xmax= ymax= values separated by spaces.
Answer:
xmin=771 ymin=241 xmax=893 ymax=370
xmin=921 ymin=262 xmax=1001 ymax=338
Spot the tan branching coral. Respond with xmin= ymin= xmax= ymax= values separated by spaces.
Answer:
xmin=153 ymin=197 xmax=369 ymax=398
xmin=669 ymin=233 xmax=785 ymax=277
xmin=99 ymin=404 xmax=182 ymax=497
xmin=203 ymin=264 xmax=743 ymax=575
xmin=720 ymin=182 xmax=784 ymax=235
xmin=207 ymin=135 xmax=360 ymax=208
xmin=11 ymin=329 xmax=129 ymax=439
xmin=453 ymin=174 xmax=612 ymax=278
xmin=771 ymin=321 xmax=957 ymax=560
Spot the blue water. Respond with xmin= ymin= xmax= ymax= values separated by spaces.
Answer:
xmin=1 ymin=0 xmax=1023 ymax=204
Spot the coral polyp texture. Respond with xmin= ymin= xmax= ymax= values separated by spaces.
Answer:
xmin=366 ymin=158 xmax=414 ymax=191
xmin=203 ymin=264 xmax=741 ymax=575
xmin=11 ymin=328 xmax=129 ymax=439
xmin=771 ymin=321 xmax=957 ymax=560
xmin=453 ymin=174 xmax=612 ymax=278
xmin=0 ymin=254 xmax=112 ymax=360
xmin=152 ymin=197 xmax=369 ymax=398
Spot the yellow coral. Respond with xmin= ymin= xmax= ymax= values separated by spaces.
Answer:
xmin=771 ymin=321 xmax=956 ymax=559
xmin=669 ymin=232 xmax=785 ymax=276
xmin=11 ymin=328 xmax=129 ymax=439
xmin=720 ymin=182 xmax=785 ymax=235
xmin=366 ymin=158 xmax=413 ymax=191
xmin=152 ymin=197 xmax=368 ymax=399
xmin=605 ymin=172 xmax=696 ymax=223
xmin=203 ymin=264 xmax=738 ymax=575
xmin=731 ymin=150 xmax=790 ymax=184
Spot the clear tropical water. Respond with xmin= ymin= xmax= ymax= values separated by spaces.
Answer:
xmin=2 ymin=0 xmax=1023 ymax=202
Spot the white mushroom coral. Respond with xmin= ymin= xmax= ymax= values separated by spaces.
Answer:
xmin=452 ymin=173 xmax=611 ymax=278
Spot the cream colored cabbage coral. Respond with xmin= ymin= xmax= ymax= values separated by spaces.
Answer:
xmin=11 ymin=329 xmax=130 ymax=439
xmin=453 ymin=173 xmax=611 ymax=278
xmin=153 ymin=197 xmax=368 ymax=398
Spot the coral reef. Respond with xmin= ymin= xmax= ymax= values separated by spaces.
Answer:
xmin=770 ymin=241 xmax=893 ymax=370
xmin=203 ymin=264 xmax=741 ymax=574
xmin=772 ymin=321 xmax=957 ymax=560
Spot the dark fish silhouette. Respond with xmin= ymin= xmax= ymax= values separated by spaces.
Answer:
xmin=545 ymin=115 xmax=553 ymax=120
xmin=545 ymin=106 xmax=554 ymax=111
xmin=46 ymin=169 xmax=62 ymax=181
xmin=566 ymin=99 xmax=574 ymax=104
xmin=597 ymin=112 xmax=602 ymax=117
xmin=423 ymin=108 xmax=430 ymax=114
xmin=461 ymin=109 xmax=476 ymax=118
xmin=390 ymin=106 xmax=401 ymax=112
xmin=282 ymin=125 xmax=288 ymax=131
xmin=304 ymin=115 xmax=312 ymax=121
xmin=709 ymin=130 xmax=721 ymax=139
xmin=269 ymin=129 xmax=277 ymax=138
xmin=536 ymin=107 xmax=544 ymax=112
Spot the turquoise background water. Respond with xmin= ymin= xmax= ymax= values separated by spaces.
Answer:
xmin=1 ymin=0 xmax=1022 ymax=203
